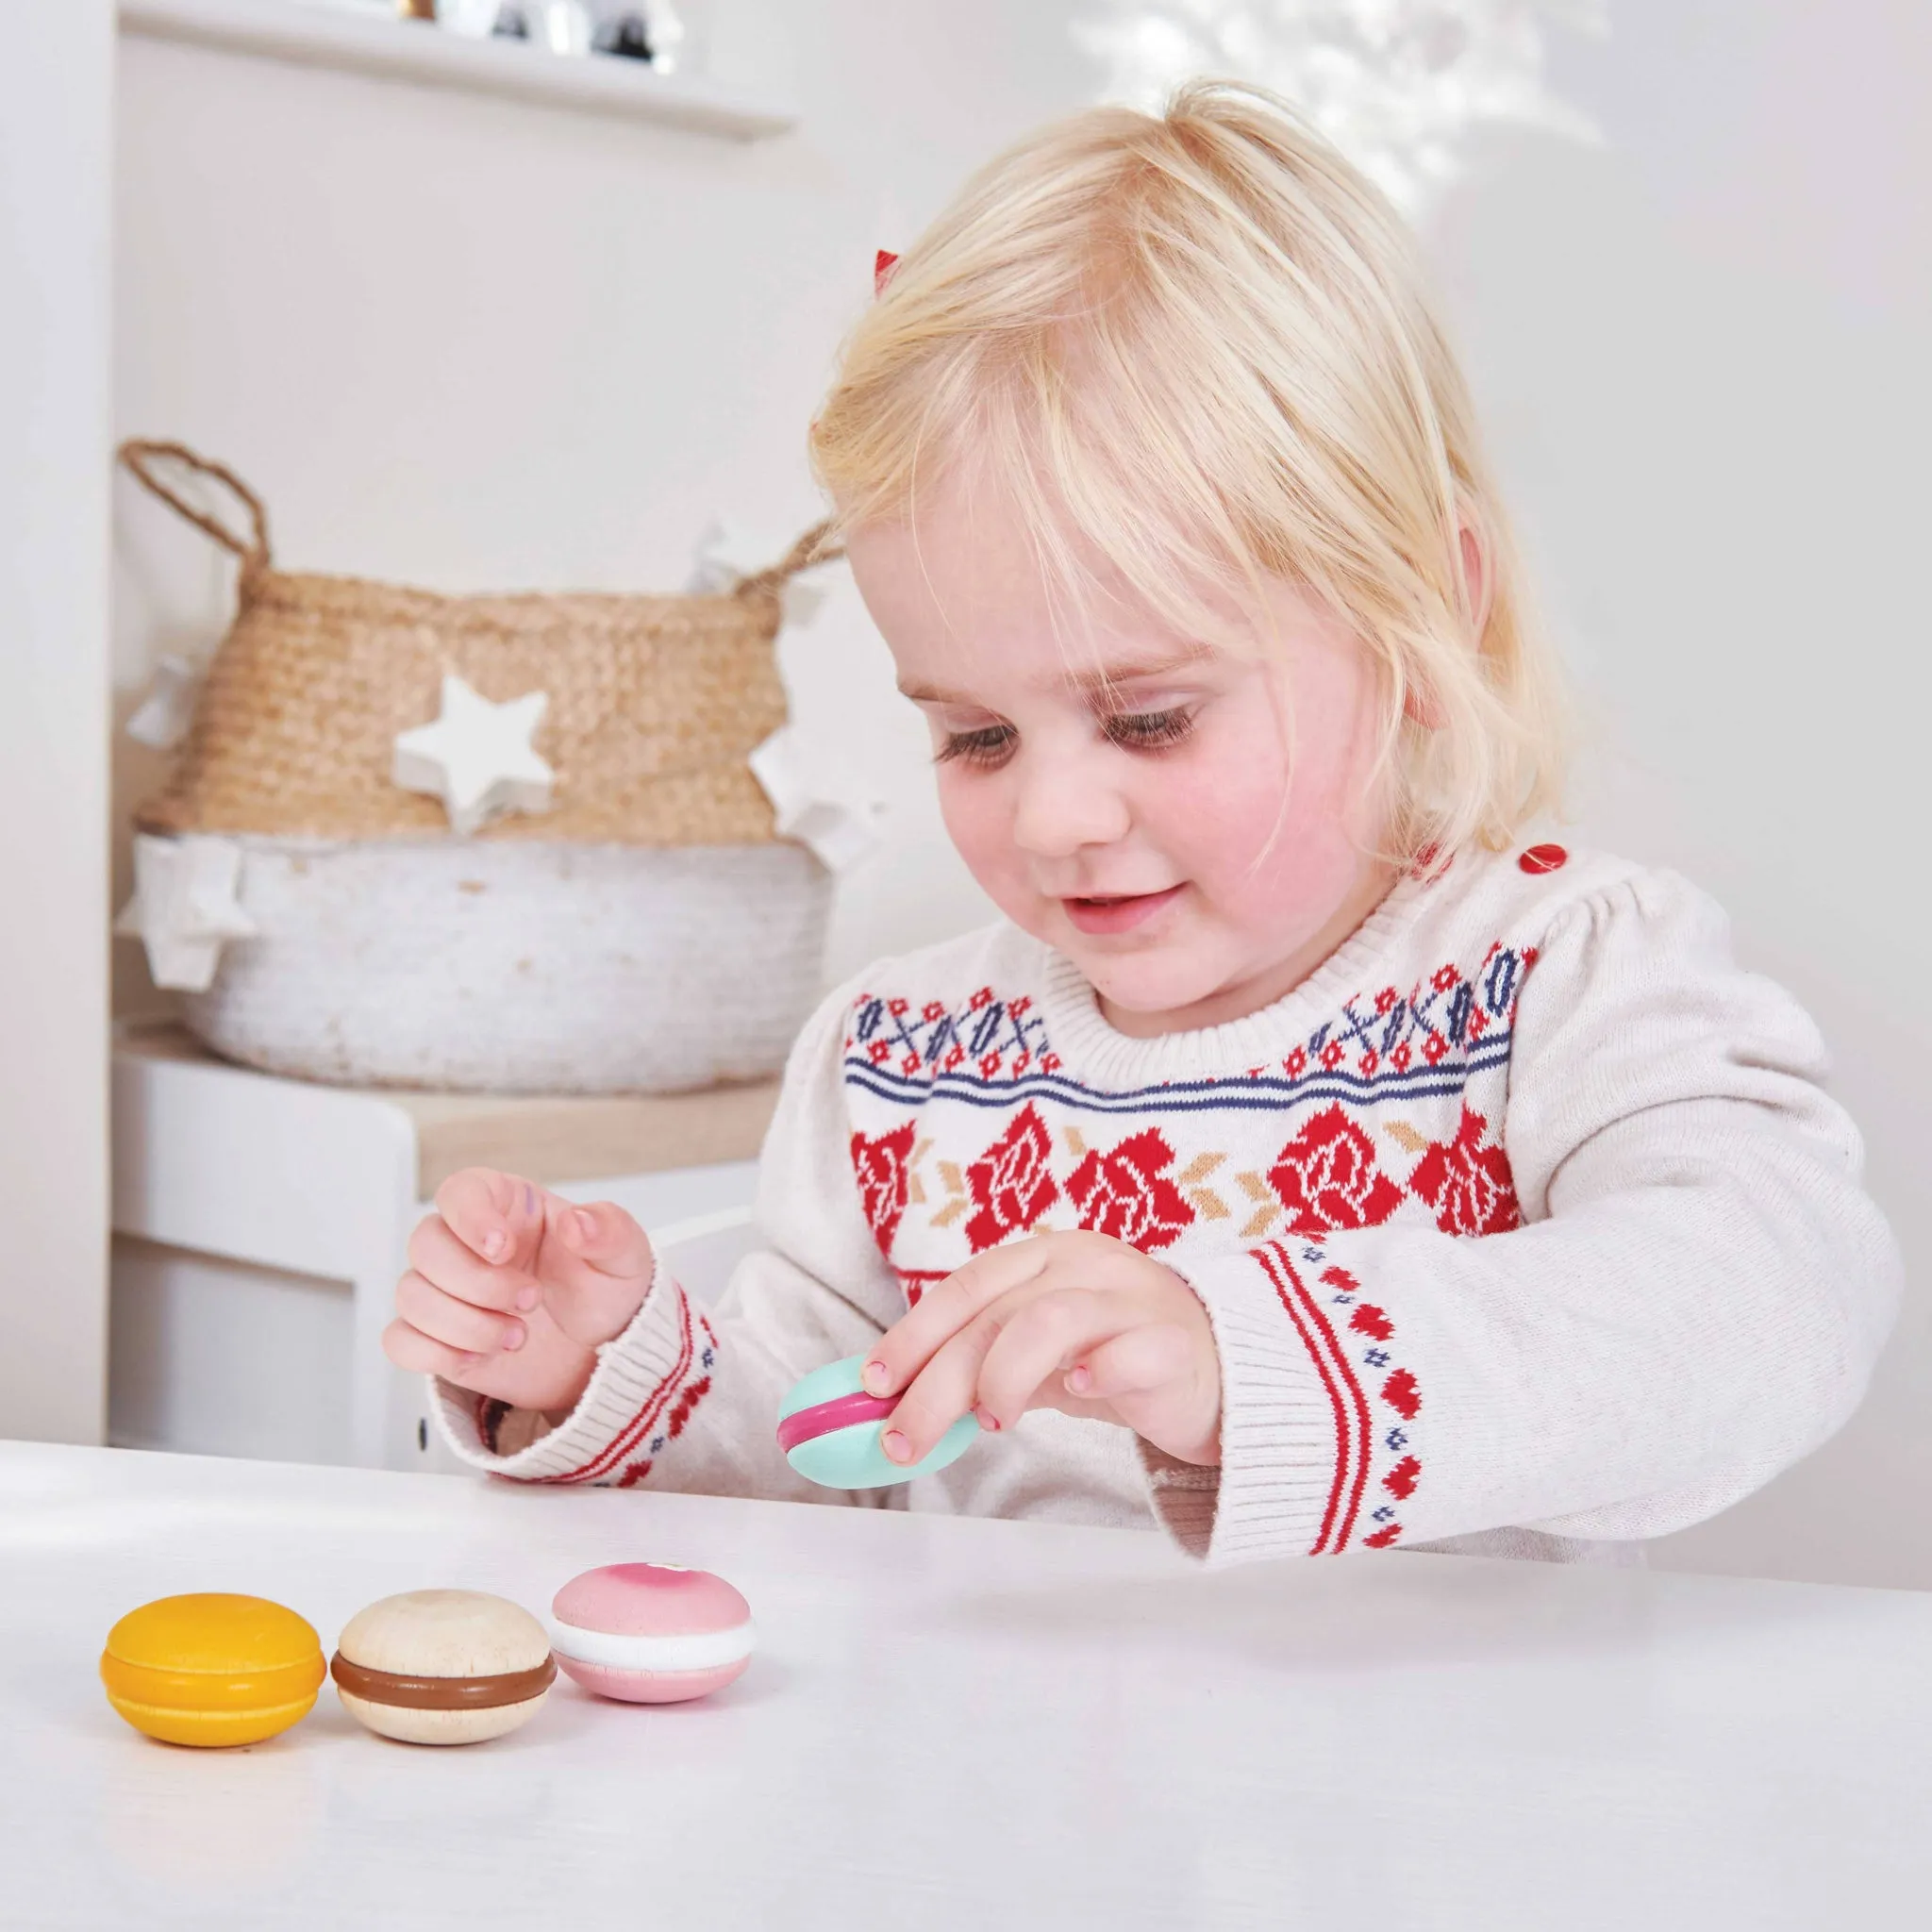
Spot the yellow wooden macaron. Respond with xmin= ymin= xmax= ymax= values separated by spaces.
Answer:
xmin=101 ymin=1594 xmax=326 ymax=1747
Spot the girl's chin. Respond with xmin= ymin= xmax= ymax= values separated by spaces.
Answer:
xmin=999 ymin=895 xmax=1247 ymax=1027
xmin=1072 ymin=954 xmax=1239 ymax=1035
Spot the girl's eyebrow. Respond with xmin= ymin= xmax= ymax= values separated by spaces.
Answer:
xmin=897 ymin=645 xmax=1211 ymax=707
xmin=1064 ymin=645 xmax=1213 ymax=693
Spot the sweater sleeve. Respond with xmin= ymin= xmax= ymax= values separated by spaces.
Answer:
xmin=431 ymin=973 xmax=910 ymax=1499
xmin=1145 ymin=868 xmax=1902 ymax=1565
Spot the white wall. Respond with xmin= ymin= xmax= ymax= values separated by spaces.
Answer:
xmin=1429 ymin=0 xmax=1932 ymax=1587
xmin=0 ymin=1 xmax=114 ymax=1443
xmin=115 ymin=2 xmax=1929 ymax=1587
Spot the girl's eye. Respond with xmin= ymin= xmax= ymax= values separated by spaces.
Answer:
xmin=936 ymin=723 xmax=1018 ymax=768
xmin=1102 ymin=708 xmax=1195 ymax=752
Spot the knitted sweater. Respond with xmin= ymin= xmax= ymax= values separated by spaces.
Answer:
xmin=434 ymin=843 xmax=1900 ymax=1566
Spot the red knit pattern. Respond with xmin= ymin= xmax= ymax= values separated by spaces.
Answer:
xmin=1266 ymin=1107 xmax=1406 ymax=1234
xmin=964 ymin=1104 xmax=1059 ymax=1252
xmin=1067 ymin=1127 xmax=1194 ymax=1253
xmin=851 ymin=1122 xmax=918 ymax=1256
xmin=1407 ymin=1106 xmax=1521 ymax=1236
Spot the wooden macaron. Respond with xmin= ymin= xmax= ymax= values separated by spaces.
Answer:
xmin=549 ymin=1563 xmax=755 ymax=1704
xmin=777 ymin=1355 xmax=980 ymax=1489
xmin=330 ymin=1591 xmax=556 ymax=1745
xmin=101 ymin=1593 xmax=325 ymax=1748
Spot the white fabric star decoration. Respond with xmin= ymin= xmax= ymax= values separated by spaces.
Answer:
xmin=392 ymin=674 xmax=554 ymax=838
xmin=125 ymin=654 xmax=204 ymax=752
xmin=750 ymin=724 xmax=887 ymax=874
xmin=692 ymin=522 xmax=876 ymax=869
xmin=114 ymin=833 xmax=259 ymax=992
xmin=688 ymin=519 xmax=828 ymax=628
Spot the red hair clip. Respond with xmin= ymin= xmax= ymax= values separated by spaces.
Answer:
xmin=874 ymin=249 xmax=900 ymax=297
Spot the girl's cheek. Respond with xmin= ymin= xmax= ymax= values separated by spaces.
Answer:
xmin=1148 ymin=717 xmax=1355 ymax=907
xmin=1144 ymin=719 xmax=1291 ymax=862
xmin=935 ymin=773 xmax=1022 ymax=895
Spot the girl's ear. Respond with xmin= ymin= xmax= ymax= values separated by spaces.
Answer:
xmin=1406 ymin=521 xmax=1489 ymax=730
xmin=1403 ymin=680 xmax=1442 ymax=729
xmin=1458 ymin=520 xmax=1494 ymax=637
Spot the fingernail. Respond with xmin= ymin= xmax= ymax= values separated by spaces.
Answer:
xmin=881 ymin=1428 xmax=910 ymax=1463
xmin=974 ymin=1406 xmax=1001 ymax=1432
xmin=574 ymin=1208 xmax=597 ymax=1242
xmin=514 ymin=1287 xmax=539 ymax=1312
xmin=481 ymin=1229 xmax=508 ymax=1262
xmin=503 ymin=1322 xmax=525 ymax=1352
xmin=861 ymin=1358 xmax=891 ymax=1395
xmin=1067 ymin=1365 xmax=1092 ymax=1394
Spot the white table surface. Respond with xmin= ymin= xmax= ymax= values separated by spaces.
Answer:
xmin=6 ymin=1443 xmax=1930 ymax=1931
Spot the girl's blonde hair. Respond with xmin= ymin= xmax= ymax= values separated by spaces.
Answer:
xmin=809 ymin=80 xmax=1566 ymax=861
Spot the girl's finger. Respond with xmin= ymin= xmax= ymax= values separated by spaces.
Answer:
xmin=406 ymin=1215 xmax=538 ymax=1315
xmin=432 ymin=1168 xmax=547 ymax=1269
xmin=974 ymin=1287 xmax=1127 ymax=1429
xmin=545 ymin=1197 xmax=655 ymax=1285
xmin=395 ymin=1271 xmax=526 ymax=1357
xmin=1069 ymin=1324 xmax=1223 ymax=1466
xmin=877 ymin=1312 xmax=1006 ymax=1465
xmin=1062 ymin=1321 xmax=1195 ymax=1401
xmin=382 ymin=1316 xmax=482 ymax=1382
xmin=864 ymin=1235 xmax=1058 ymax=1397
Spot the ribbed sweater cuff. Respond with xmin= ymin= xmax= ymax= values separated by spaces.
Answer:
xmin=1142 ymin=1248 xmax=1349 ymax=1564
xmin=431 ymin=1262 xmax=703 ymax=1486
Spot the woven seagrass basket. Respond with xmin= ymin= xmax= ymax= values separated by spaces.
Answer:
xmin=120 ymin=440 xmax=839 ymax=1094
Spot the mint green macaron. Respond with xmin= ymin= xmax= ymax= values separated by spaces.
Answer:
xmin=775 ymin=1357 xmax=981 ymax=1489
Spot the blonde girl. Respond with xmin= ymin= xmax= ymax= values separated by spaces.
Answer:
xmin=387 ymin=83 xmax=1895 ymax=1565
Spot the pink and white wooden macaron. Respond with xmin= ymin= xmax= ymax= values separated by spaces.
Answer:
xmin=548 ymin=1564 xmax=755 ymax=1705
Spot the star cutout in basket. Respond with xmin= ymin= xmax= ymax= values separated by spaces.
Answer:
xmin=392 ymin=674 xmax=554 ymax=837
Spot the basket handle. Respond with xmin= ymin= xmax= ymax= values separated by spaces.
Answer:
xmin=118 ymin=439 xmax=273 ymax=573
xmin=735 ymin=520 xmax=843 ymax=600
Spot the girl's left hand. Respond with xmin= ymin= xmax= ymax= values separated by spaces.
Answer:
xmin=862 ymin=1230 xmax=1223 ymax=1469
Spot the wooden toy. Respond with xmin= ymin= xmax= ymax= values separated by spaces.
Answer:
xmin=100 ymin=1593 xmax=325 ymax=1747
xmin=776 ymin=1355 xmax=979 ymax=1488
xmin=549 ymin=1563 xmax=755 ymax=1703
xmin=330 ymin=1590 xmax=555 ymax=1745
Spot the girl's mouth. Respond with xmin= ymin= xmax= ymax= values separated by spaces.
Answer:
xmin=1060 ymin=885 xmax=1187 ymax=936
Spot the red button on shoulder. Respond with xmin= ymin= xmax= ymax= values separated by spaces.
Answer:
xmin=1519 ymin=842 xmax=1568 ymax=874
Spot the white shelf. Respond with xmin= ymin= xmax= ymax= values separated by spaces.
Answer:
xmin=120 ymin=0 xmax=799 ymax=140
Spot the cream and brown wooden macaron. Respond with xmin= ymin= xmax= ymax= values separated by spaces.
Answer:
xmin=330 ymin=1591 xmax=555 ymax=1745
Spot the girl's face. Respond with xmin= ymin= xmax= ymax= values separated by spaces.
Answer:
xmin=846 ymin=486 xmax=1396 ymax=1036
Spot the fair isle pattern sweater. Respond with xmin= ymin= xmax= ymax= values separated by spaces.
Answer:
xmin=434 ymin=846 xmax=1900 ymax=1567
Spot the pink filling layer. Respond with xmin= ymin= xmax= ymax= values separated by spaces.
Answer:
xmin=774 ymin=1389 xmax=896 ymax=1454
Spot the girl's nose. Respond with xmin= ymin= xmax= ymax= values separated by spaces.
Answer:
xmin=1008 ymin=747 xmax=1131 ymax=858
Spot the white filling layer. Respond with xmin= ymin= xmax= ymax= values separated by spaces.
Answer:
xmin=546 ymin=1616 xmax=757 ymax=1673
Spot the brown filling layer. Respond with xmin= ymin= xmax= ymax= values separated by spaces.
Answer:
xmin=329 ymin=1650 xmax=557 ymax=1710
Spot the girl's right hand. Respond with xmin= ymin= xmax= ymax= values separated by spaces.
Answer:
xmin=382 ymin=1168 xmax=657 ymax=1418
